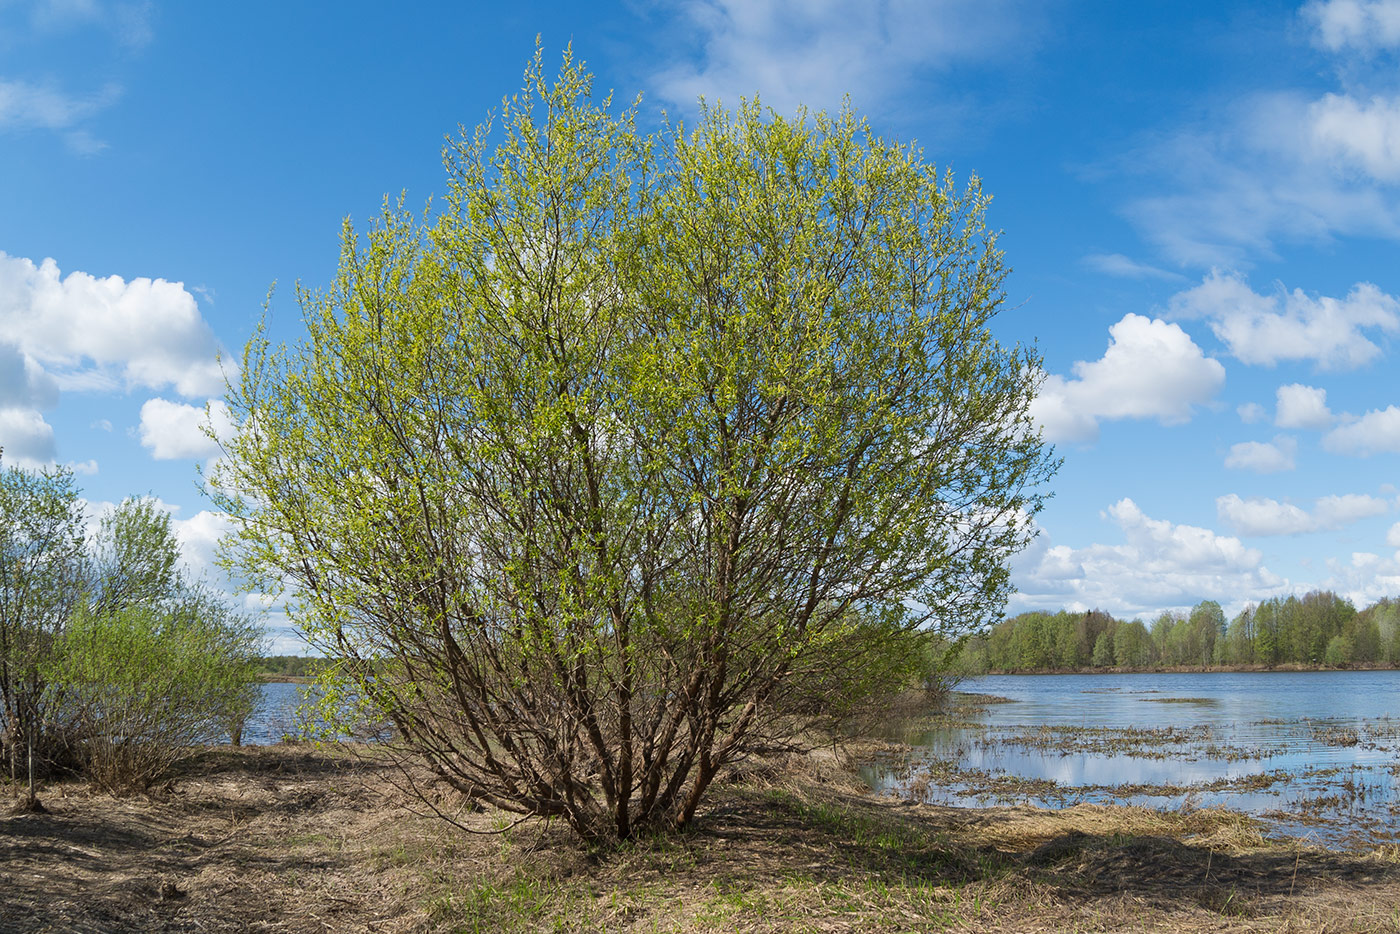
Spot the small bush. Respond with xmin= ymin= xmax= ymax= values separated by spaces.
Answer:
xmin=47 ymin=595 xmax=262 ymax=793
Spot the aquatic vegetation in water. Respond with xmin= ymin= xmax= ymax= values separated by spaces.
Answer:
xmin=1310 ymin=724 xmax=1361 ymax=746
xmin=973 ymin=723 xmax=1270 ymax=762
xmin=1143 ymin=696 xmax=1217 ymax=705
xmin=862 ymin=672 xmax=1400 ymax=849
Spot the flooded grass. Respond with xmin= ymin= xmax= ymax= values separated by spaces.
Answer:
xmin=964 ymin=723 xmax=1272 ymax=762
xmin=1145 ymin=696 xmax=1218 ymax=705
xmin=1312 ymin=725 xmax=1362 ymax=746
xmin=864 ymin=673 xmax=1400 ymax=850
xmin=9 ymin=744 xmax=1400 ymax=932
xmin=952 ymin=692 xmax=1018 ymax=706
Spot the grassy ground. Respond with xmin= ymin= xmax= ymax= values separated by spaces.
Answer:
xmin=3 ymin=744 xmax=1400 ymax=933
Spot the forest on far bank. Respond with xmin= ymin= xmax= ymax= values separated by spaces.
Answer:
xmin=255 ymin=656 xmax=329 ymax=679
xmin=959 ymin=592 xmax=1400 ymax=673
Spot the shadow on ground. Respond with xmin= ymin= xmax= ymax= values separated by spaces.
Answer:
xmin=3 ymin=747 xmax=1398 ymax=932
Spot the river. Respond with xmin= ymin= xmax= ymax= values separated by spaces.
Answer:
xmin=242 ymin=681 xmax=311 ymax=745
xmin=861 ymin=670 xmax=1400 ymax=846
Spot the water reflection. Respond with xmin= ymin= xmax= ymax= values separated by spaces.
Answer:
xmin=861 ymin=671 xmax=1400 ymax=847
xmin=241 ymin=680 xmax=392 ymax=744
xmin=241 ymin=681 xmax=309 ymax=745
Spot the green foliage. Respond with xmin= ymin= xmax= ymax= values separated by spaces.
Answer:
xmin=1113 ymin=621 xmax=1151 ymax=668
xmin=47 ymin=594 xmax=263 ymax=792
xmin=772 ymin=612 xmax=925 ymax=722
xmin=89 ymin=497 xmax=181 ymax=616
xmin=0 ymin=461 xmax=88 ymax=779
xmin=257 ymin=655 xmax=328 ymax=678
xmin=47 ymin=499 xmax=263 ymax=789
xmin=962 ymin=592 xmax=1395 ymax=672
xmin=776 ymin=618 xmax=968 ymax=729
xmin=0 ymin=453 xmax=266 ymax=791
xmin=1188 ymin=601 xmax=1225 ymax=666
xmin=1363 ymin=599 xmax=1400 ymax=664
xmin=209 ymin=48 xmax=1055 ymax=840
xmin=1323 ymin=634 xmax=1352 ymax=668
xmin=1090 ymin=631 xmax=1114 ymax=667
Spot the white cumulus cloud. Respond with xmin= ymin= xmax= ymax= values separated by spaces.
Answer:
xmin=1224 ymin=435 xmax=1297 ymax=473
xmin=1170 ymin=271 xmax=1400 ymax=370
xmin=1316 ymin=493 xmax=1393 ymax=527
xmin=1318 ymin=550 xmax=1400 ymax=609
xmin=0 ymin=252 xmax=232 ymax=469
xmin=171 ymin=508 xmax=235 ymax=581
xmin=1216 ymin=494 xmax=1313 ymax=536
xmin=138 ymin=397 xmax=233 ymax=461
xmin=0 ymin=340 xmax=59 ymax=410
xmin=0 ymin=252 xmax=231 ymax=398
xmin=1119 ymin=2 xmax=1400 ymax=268
xmin=1010 ymin=498 xmax=1281 ymax=618
xmin=1216 ymin=492 xmax=1389 ymax=536
xmin=1387 ymin=520 xmax=1400 ymax=547
xmin=1029 ymin=313 xmax=1225 ymax=442
xmin=1275 ymin=383 xmax=1334 ymax=429
xmin=1109 ymin=498 xmax=1263 ymax=571
xmin=1121 ymin=88 xmax=1400 ymax=267
xmin=1311 ymin=93 xmax=1400 ymax=181
xmin=0 ymin=407 xmax=57 ymax=467
xmin=1304 ymin=0 xmax=1400 ymax=53
xmin=1323 ymin=405 xmax=1400 ymax=455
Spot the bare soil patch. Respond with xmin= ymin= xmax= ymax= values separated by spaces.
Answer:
xmin=3 ymin=744 xmax=1399 ymax=932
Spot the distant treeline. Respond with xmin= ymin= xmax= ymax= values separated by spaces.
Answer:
xmin=257 ymin=655 xmax=328 ymax=678
xmin=959 ymin=592 xmax=1400 ymax=672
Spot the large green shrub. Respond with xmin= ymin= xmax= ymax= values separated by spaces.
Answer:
xmin=769 ymin=612 xmax=941 ymax=729
xmin=211 ymin=51 xmax=1053 ymax=840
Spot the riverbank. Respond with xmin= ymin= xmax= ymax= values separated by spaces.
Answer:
xmin=257 ymin=672 xmax=316 ymax=684
xmin=4 ymin=744 xmax=1399 ymax=932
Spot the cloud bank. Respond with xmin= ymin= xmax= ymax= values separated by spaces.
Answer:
xmin=1011 ymin=498 xmax=1283 ymax=618
xmin=1170 ymin=272 xmax=1400 ymax=370
xmin=0 ymin=252 xmax=230 ymax=468
xmin=1216 ymin=492 xmax=1390 ymax=536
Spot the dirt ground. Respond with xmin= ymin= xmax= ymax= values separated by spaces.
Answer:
xmin=3 ymin=744 xmax=1400 ymax=933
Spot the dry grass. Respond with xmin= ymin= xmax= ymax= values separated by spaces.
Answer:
xmin=2 ymin=744 xmax=1399 ymax=932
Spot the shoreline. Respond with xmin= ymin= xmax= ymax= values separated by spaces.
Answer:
xmin=5 ymin=741 xmax=1397 ymax=931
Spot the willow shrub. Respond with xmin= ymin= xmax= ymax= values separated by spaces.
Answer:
xmin=48 ymin=596 xmax=262 ymax=793
xmin=210 ymin=48 xmax=1056 ymax=840
xmin=0 ymin=461 xmax=88 ymax=782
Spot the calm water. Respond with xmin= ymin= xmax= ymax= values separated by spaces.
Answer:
xmin=860 ymin=671 xmax=1400 ymax=846
xmin=242 ymin=681 xmax=389 ymax=744
xmin=242 ymin=681 xmax=308 ymax=745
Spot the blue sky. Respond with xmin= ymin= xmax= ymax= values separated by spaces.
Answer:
xmin=2 ymin=0 xmax=1398 ymax=649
